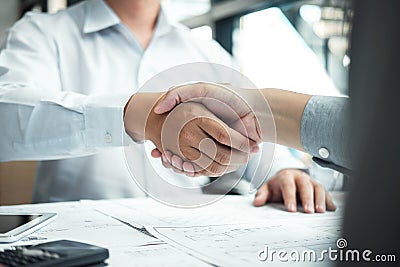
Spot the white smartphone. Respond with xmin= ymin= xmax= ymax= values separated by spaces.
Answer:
xmin=0 ymin=213 xmax=57 ymax=243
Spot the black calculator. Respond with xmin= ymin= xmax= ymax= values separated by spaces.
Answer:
xmin=0 ymin=240 xmax=109 ymax=267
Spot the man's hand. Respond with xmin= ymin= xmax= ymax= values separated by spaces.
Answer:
xmin=155 ymin=82 xmax=313 ymax=152
xmin=154 ymin=82 xmax=269 ymax=143
xmin=151 ymin=82 xmax=274 ymax=174
xmin=152 ymin=102 xmax=256 ymax=177
xmin=253 ymin=169 xmax=336 ymax=213
xmin=124 ymin=93 xmax=256 ymax=177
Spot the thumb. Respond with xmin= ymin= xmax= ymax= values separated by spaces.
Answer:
xmin=154 ymin=82 xmax=209 ymax=114
xmin=154 ymin=91 xmax=180 ymax=114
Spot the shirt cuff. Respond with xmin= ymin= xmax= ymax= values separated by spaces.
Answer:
xmin=300 ymin=95 xmax=351 ymax=170
xmin=84 ymin=94 xmax=131 ymax=148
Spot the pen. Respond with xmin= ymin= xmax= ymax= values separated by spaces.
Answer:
xmin=96 ymin=210 xmax=156 ymax=239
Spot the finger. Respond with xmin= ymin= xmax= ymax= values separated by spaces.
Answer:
xmin=197 ymin=162 xmax=238 ymax=177
xmin=164 ymin=150 xmax=173 ymax=163
xmin=313 ymin=181 xmax=326 ymax=213
xmin=167 ymin=149 xmax=205 ymax=177
xmin=161 ymin=154 xmax=173 ymax=169
xmin=180 ymin=124 xmax=250 ymax=167
xmin=278 ymin=173 xmax=297 ymax=212
xmin=195 ymin=138 xmax=250 ymax=166
xmin=198 ymin=117 xmax=254 ymax=154
xmin=193 ymin=153 xmax=239 ymax=177
xmin=171 ymin=155 xmax=184 ymax=171
xmin=182 ymin=162 xmax=195 ymax=174
xmin=295 ymin=176 xmax=315 ymax=213
xmin=184 ymin=172 xmax=196 ymax=178
xmin=253 ymin=183 xmax=270 ymax=207
xmin=171 ymin=155 xmax=213 ymax=177
xmin=171 ymin=166 xmax=184 ymax=174
xmin=154 ymin=83 xmax=206 ymax=114
xmin=325 ymin=191 xmax=337 ymax=211
xmin=231 ymin=113 xmax=262 ymax=144
xmin=170 ymin=160 xmax=184 ymax=174
xmin=154 ymin=91 xmax=181 ymax=114
xmin=190 ymin=172 xmax=203 ymax=177
xmin=176 ymin=144 xmax=239 ymax=177
xmin=151 ymin=148 xmax=162 ymax=158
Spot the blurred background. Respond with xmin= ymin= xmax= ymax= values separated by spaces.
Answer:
xmin=0 ymin=0 xmax=353 ymax=204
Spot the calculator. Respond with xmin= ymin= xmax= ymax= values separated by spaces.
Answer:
xmin=0 ymin=240 xmax=109 ymax=267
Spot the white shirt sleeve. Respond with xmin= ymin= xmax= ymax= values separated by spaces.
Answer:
xmin=0 ymin=15 xmax=129 ymax=162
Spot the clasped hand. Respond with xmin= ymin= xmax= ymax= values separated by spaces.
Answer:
xmin=124 ymin=86 xmax=259 ymax=177
xmin=124 ymin=84 xmax=336 ymax=213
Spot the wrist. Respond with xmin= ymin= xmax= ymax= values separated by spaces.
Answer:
xmin=262 ymin=89 xmax=311 ymax=150
xmin=145 ymin=104 xmax=167 ymax=149
xmin=124 ymin=92 xmax=164 ymax=142
xmin=237 ymin=88 xmax=273 ymax=143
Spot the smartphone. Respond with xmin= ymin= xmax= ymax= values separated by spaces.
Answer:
xmin=0 ymin=213 xmax=57 ymax=243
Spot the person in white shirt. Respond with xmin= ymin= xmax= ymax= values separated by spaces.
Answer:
xmin=0 ymin=0 xmax=335 ymax=213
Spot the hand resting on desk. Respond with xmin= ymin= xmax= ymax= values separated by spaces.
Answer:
xmin=253 ymin=169 xmax=336 ymax=213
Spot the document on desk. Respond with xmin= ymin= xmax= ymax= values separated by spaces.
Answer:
xmin=0 ymin=201 xmax=157 ymax=248
xmin=93 ymin=192 xmax=346 ymax=267
xmin=0 ymin=201 xmax=210 ymax=266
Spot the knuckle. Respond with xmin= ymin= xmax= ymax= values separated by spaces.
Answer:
xmin=279 ymin=169 xmax=292 ymax=177
xmin=208 ymin=162 xmax=223 ymax=176
xmin=280 ymin=176 xmax=294 ymax=189
xmin=185 ymin=103 xmax=202 ymax=115
xmin=238 ymin=139 xmax=249 ymax=152
xmin=216 ymin=150 xmax=231 ymax=165
xmin=314 ymin=182 xmax=324 ymax=191
xmin=182 ymin=148 xmax=199 ymax=161
xmin=216 ymin=129 xmax=229 ymax=144
xmin=179 ymin=127 xmax=195 ymax=144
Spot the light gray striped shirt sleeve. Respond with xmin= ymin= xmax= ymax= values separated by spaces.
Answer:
xmin=300 ymin=95 xmax=351 ymax=171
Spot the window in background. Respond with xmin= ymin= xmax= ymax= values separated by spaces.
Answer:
xmin=232 ymin=3 xmax=353 ymax=189
xmin=191 ymin=25 xmax=213 ymax=41
xmin=298 ymin=4 xmax=352 ymax=95
xmin=233 ymin=7 xmax=342 ymax=96
xmin=233 ymin=2 xmax=352 ymax=95
xmin=48 ymin=0 xmax=66 ymax=13
xmin=162 ymin=0 xmax=211 ymax=22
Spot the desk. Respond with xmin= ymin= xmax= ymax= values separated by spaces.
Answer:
xmin=0 ymin=193 xmax=345 ymax=266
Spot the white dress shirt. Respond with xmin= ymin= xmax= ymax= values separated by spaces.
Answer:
xmin=0 ymin=0 xmax=304 ymax=202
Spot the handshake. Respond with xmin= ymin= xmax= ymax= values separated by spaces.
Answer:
xmin=124 ymin=82 xmax=274 ymax=178
xmin=124 ymin=82 xmax=336 ymax=213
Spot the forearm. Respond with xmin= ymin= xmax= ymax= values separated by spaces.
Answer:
xmin=259 ymin=89 xmax=351 ymax=169
xmin=0 ymin=85 xmax=130 ymax=162
xmin=0 ymin=15 xmax=134 ymax=161
xmin=260 ymin=88 xmax=311 ymax=151
xmin=123 ymin=92 xmax=164 ymax=143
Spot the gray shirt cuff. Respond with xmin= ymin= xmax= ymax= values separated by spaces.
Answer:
xmin=301 ymin=95 xmax=351 ymax=171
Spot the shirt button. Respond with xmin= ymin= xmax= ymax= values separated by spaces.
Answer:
xmin=318 ymin=147 xmax=330 ymax=159
xmin=104 ymin=132 xmax=112 ymax=143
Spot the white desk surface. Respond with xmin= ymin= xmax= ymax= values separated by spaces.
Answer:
xmin=0 ymin=192 xmax=346 ymax=266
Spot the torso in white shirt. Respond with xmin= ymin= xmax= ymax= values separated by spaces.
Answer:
xmin=0 ymin=0 xmax=304 ymax=202
xmin=23 ymin=0 xmax=233 ymax=202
